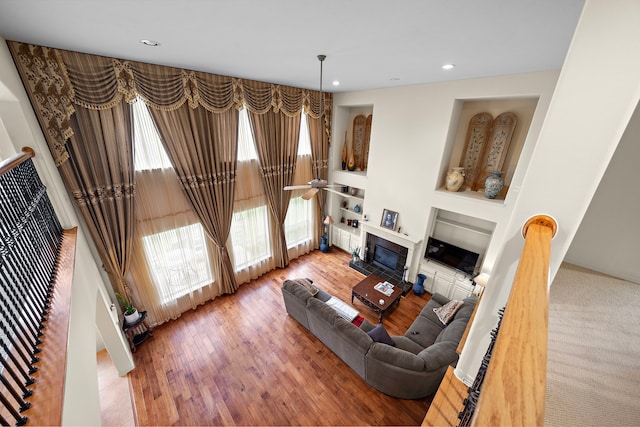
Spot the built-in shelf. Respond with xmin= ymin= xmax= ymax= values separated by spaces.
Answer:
xmin=435 ymin=217 xmax=492 ymax=237
xmin=326 ymin=188 xmax=365 ymax=201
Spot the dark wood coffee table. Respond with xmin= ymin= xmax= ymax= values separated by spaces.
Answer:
xmin=351 ymin=274 xmax=403 ymax=323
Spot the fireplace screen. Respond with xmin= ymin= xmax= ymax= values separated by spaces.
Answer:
xmin=373 ymin=244 xmax=399 ymax=271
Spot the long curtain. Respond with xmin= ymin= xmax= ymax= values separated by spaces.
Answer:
xmin=308 ymin=108 xmax=330 ymax=237
xmin=248 ymin=109 xmax=301 ymax=267
xmin=8 ymin=40 xmax=332 ymax=324
xmin=58 ymin=100 xmax=136 ymax=300
xmin=149 ymin=104 xmax=239 ymax=294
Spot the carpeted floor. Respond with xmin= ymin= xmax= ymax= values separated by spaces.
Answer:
xmin=545 ymin=263 xmax=640 ymax=427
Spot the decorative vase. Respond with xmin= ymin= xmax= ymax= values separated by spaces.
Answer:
xmin=350 ymin=187 xmax=358 ymax=196
xmin=353 ymin=204 xmax=361 ymax=213
xmin=445 ymin=167 xmax=465 ymax=192
xmin=413 ymin=274 xmax=426 ymax=296
xmin=320 ymin=235 xmax=329 ymax=253
xmin=484 ymin=171 xmax=504 ymax=199
xmin=341 ymin=137 xmax=348 ymax=170
xmin=124 ymin=309 xmax=140 ymax=325
xmin=347 ymin=152 xmax=356 ymax=171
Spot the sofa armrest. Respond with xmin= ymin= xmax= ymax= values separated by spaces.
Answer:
xmin=367 ymin=342 xmax=425 ymax=371
xmin=418 ymin=341 xmax=459 ymax=371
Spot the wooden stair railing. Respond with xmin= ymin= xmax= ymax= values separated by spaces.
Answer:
xmin=424 ymin=214 xmax=557 ymax=426
xmin=0 ymin=147 xmax=76 ymax=426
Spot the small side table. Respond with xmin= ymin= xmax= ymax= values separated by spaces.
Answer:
xmin=122 ymin=311 xmax=154 ymax=352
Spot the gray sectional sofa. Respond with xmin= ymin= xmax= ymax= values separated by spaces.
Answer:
xmin=281 ymin=278 xmax=477 ymax=399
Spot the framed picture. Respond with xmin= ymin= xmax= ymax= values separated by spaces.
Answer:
xmin=380 ymin=209 xmax=398 ymax=230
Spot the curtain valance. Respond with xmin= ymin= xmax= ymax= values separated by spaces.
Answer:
xmin=8 ymin=41 xmax=332 ymax=166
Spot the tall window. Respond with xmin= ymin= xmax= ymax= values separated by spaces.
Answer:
xmin=132 ymin=98 xmax=215 ymax=307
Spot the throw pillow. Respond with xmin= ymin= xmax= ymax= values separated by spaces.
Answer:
xmin=433 ymin=300 xmax=464 ymax=325
xmin=297 ymin=278 xmax=318 ymax=296
xmin=367 ymin=324 xmax=396 ymax=346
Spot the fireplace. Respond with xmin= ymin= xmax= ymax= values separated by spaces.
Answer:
xmin=373 ymin=245 xmax=398 ymax=271
xmin=350 ymin=232 xmax=410 ymax=291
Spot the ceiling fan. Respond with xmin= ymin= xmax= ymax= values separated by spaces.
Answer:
xmin=283 ymin=54 xmax=337 ymax=201
xmin=284 ymin=179 xmax=341 ymax=200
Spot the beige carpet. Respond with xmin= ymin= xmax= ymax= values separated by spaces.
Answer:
xmin=545 ymin=263 xmax=640 ymax=427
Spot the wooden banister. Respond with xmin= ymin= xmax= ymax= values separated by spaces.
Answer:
xmin=0 ymin=147 xmax=75 ymax=425
xmin=423 ymin=215 xmax=556 ymax=426
xmin=471 ymin=214 xmax=556 ymax=426
xmin=0 ymin=147 xmax=35 ymax=176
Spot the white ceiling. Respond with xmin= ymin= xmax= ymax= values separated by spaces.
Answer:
xmin=0 ymin=0 xmax=584 ymax=93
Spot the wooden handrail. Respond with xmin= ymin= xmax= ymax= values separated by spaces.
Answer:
xmin=0 ymin=146 xmax=35 ymax=176
xmin=25 ymin=227 xmax=77 ymax=426
xmin=471 ymin=214 xmax=556 ymax=426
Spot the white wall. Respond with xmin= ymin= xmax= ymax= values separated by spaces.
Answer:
xmin=331 ymin=0 xmax=640 ymax=386
xmin=456 ymin=0 xmax=640 ymax=385
xmin=565 ymin=101 xmax=640 ymax=284
xmin=332 ymin=71 xmax=559 ymax=279
xmin=0 ymin=38 xmax=134 ymax=426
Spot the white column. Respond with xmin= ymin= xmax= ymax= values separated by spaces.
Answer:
xmin=455 ymin=0 xmax=640 ymax=385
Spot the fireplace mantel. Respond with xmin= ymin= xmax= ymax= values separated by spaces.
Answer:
xmin=361 ymin=222 xmax=421 ymax=247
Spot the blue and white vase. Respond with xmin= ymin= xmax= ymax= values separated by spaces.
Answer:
xmin=484 ymin=171 xmax=504 ymax=199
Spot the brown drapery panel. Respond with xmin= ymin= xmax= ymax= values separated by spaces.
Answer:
xmin=58 ymin=100 xmax=136 ymax=300
xmin=8 ymin=40 xmax=333 ymax=300
xmin=307 ymin=107 xmax=330 ymax=237
xmin=248 ymin=110 xmax=301 ymax=267
xmin=149 ymin=105 xmax=239 ymax=294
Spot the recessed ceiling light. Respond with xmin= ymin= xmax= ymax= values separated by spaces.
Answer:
xmin=390 ymin=77 xmax=400 ymax=81
xmin=442 ymin=64 xmax=456 ymax=70
xmin=140 ymin=39 xmax=160 ymax=47
xmin=332 ymin=80 xmax=340 ymax=86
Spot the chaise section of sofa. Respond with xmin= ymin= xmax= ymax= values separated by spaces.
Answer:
xmin=281 ymin=278 xmax=477 ymax=399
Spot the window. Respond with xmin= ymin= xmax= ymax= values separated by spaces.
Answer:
xmin=229 ymin=205 xmax=272 ymax=270
xmin=284 ymin=196 xmax=312 ymax=247
xmin=142 ymin=223 xmax=213 ymax=304
xmin=237 ymin=107 xmax=258 ymax=162
xmin=132 ymin=98 xmax=172 ymax=171
xmin=298 ymin=111 xmax=312 ymax=156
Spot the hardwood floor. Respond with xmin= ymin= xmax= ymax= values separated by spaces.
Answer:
xmin=124 ymin=249 xmax=433 ymax=426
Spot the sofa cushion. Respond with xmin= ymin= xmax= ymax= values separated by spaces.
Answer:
xmin=392 ymin=336 xmax=425 ymax=354
xmin=418 ymin=341 xmax=459 ymax=371
xmin=367 ymin=324 xmax=396 ymax=346
xmin=433 ymin=300 xmax=464 ymax=325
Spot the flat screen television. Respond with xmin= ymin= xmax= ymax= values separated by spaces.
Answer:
xmin=424 ymin=237 xmax=479 ymax=275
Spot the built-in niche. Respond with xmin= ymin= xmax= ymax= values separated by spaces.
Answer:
xmin=425 ymin=209 xmax=496 ymax=276
xmin=334 ymin=105 xmax=373 ymax=175
xmin=441 ymin=97 xmax=538 ymax=200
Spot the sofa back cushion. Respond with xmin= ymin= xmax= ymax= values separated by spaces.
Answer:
xmin=418 ymin=341 xmax=459 ymax=371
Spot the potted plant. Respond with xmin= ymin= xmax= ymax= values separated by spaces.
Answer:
xmin=116 ymin=292 xmax=139 ymax=325
xmin=351 ymin=247 xmax=361 ymax=263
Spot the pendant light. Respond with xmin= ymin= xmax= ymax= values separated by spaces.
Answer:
xmin=317 ymin=54 xmax=326 ymax=145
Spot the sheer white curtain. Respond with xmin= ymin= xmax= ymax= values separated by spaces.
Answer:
xmin=127 ymin=98 xmax=222 ymax=322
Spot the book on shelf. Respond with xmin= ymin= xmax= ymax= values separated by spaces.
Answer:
xmin=374 ymin=281 xmax=394 ymax=296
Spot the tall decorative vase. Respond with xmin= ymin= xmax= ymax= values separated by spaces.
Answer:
xmin=320 ymin=235 xmax=329 ymax=253
xmin=445 ymin=167 xmax=465 ymax=192
xmin=413 ymin=274 xmax=426 ymax=296
xmin=341 ymin=134 xmax=348 ymax=170
xmin=484 ymin=171 xmax=504 ymax=199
